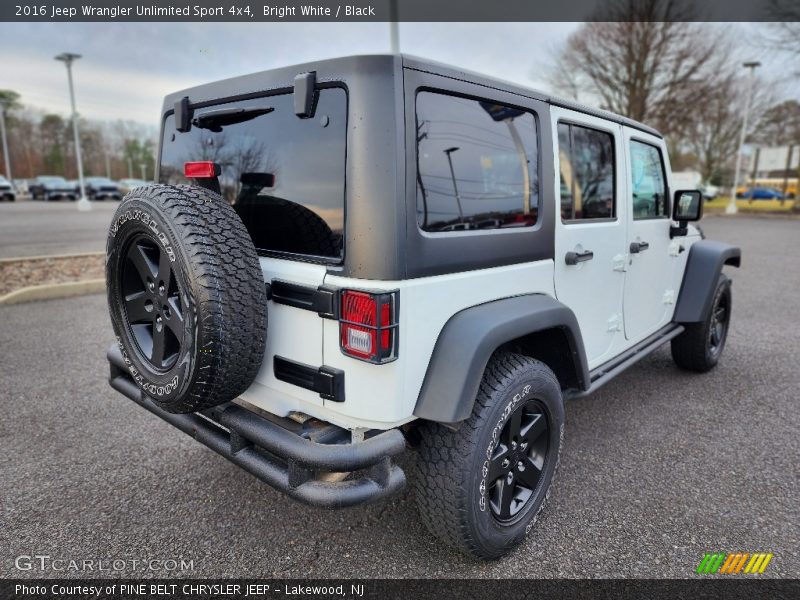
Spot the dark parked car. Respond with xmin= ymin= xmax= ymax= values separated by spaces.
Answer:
xmin=84 ymin=177 xmax=122 ymax=200
xmin=28 ymin=176 xmax=77 ymax=201
xmin=0 ymin=175 xmax=16 ymax=201
xmin=737 ymin=186 xmax=785 ymax=200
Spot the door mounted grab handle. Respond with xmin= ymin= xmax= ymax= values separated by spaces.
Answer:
xmin=565 ymin=250 xmax=594 ymax=265
xmin=629 ymin=241 xmax=650 ymax=254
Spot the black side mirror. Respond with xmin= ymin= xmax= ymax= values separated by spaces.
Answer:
xmin=673 ymin=190 xmax=703 ymax=222
xmin=670 ymin=189 xmax=703 ymax=238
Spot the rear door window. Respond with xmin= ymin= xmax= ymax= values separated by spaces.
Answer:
xmin=159 ymin=87 xmax=347 ymax=260
xmin=558 ymin=122 xmax=615 ymax=221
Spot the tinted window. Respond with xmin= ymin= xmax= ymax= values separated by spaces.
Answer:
xmin=630 ymin=140 xmax=668 ymax=219
xmin=415 ymin=92 xmax=539 ymax=232
xmin=160 ymin=87 xmax=347 ymax=260
xmin=558 ymin=122 xmax=615 ymax=220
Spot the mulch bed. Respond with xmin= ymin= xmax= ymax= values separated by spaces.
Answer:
xmin=0 ymin=254 xmax=105 ymax=297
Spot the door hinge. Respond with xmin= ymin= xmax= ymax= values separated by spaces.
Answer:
xmin=668 ymin=241 xmax=683 ymax=257
xmin=607 ymin=313 xmax=623 ymax=332
xmin=663 ymin=290 xmax=675 ymax=305
xmin=612 ymin=254 xmax=628 ymax=272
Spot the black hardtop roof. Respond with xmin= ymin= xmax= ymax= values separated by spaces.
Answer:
xmin=162 ymin=53 xmax=662 ymax=139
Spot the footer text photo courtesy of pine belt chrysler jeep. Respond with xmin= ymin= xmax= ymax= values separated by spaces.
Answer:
xmin=104 ymin=54 xmax=741 ymax=559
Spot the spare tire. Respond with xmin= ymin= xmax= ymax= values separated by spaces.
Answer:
xmin=106 ymin=184 xmax=267 ymax=414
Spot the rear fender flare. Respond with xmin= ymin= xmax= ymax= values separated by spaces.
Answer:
xmin=413 ymin=294 xmax=589 ymax=425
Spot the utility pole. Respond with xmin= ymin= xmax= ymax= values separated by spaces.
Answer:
xmin=443 ymin=146 xmax=464 ymax=223
xmin=389 ymin=0 xmax=399 ymax=53
xmin=728 ymin=61 xmax=761 ymax=215
xmin=0 ymin=100 xmax=12 ymax=182
xmin=55 ymin=52 xmax=91 ymax=211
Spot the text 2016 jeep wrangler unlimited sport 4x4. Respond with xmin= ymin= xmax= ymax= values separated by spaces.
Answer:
xmin=105 ymin=55 xmax=741 ymax=559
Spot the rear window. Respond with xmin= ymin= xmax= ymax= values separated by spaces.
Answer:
xmin=159 ymin=87 xmax=347 ymax=260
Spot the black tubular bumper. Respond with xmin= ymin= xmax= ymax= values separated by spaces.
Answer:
xmin=106 ymin=344 xmax=406 ymax=508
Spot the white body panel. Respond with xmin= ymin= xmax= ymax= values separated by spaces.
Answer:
xmin=238 ymin=257 xmax=327 ymax=416
xmin=241 ymin=259 xmax=555 ymax=431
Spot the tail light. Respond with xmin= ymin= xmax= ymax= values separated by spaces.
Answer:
xmin=184 ymin=161 xmax=219 ymax=178
xmin=339 ymin=290 xmax=398 ymax=364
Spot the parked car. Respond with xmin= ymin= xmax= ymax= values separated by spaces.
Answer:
xmin=736 ymin=186 xmax=785 ymax=200
xmin=28 ymin=176 xmax=77 ymax=201
xmin=84 ymin=177 xmax=122 ymax=200
xmin=0 ymin=175 xmax=16 ymax=201
xmin=104 ymin=54 xmax=741 ymax=560
xmin=117 ymin=178 xmax=150 ymax=195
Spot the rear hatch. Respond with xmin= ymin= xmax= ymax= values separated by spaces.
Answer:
xmin=158 ymin=86 xmax=347 ymax=410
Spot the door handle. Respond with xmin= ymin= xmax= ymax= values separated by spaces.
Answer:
xmin=629 ymin=240 xmax=650 ymax=254
xmin=565 ymin=250 xmax=594 ymax=265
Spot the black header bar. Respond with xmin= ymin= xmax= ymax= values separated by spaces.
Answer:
xmin=2 ymin=0 xmax=796 ymax=22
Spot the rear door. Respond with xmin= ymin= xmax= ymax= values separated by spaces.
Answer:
xmin=622 ymin=128 xmax=676 ymax=342
xmin=552 ymin=107 xmax=628 ymax=369
xmin=158 ymin=87 xmax=348 ymax=407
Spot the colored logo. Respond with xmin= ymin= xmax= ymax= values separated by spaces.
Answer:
xmin=696 ymin=552 xmax=773 ymax=574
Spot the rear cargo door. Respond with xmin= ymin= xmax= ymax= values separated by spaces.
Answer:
xmin=159 ymin=86 xmax=348 ymax=406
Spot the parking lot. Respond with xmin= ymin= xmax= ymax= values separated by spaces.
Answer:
xmin=0 ymin=200 xmax=118 ymax=258
xmin=1 ymin=216 xmax=798 ymax=578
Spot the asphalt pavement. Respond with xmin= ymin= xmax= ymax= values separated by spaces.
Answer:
xmin=1 ymin=216 xmax=798 ymax=578
xmin=0 ymin=199 xmax=118 ymax=258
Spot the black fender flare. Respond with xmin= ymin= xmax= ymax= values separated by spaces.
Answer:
xmin=673 ymin=240 xmax=741 ymax=323
xmin=413 ymin=294 xmax=589 ymax=424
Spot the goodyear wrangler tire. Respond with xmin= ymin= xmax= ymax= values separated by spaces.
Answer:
xmin=414 ymin=353 xmax=564 ymax=559
xmin=106 ymin=184 xmax=267 ymax=414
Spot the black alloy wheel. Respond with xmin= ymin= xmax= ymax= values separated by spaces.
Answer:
xmin=708 ymin=291 xmax=729 ymax=359
xmin=487 ymin=400 xmax=550 ymax=523
xmin=121 ymin=234 xmax=185 ymax=371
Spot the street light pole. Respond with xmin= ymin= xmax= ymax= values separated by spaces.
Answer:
xmin=0 ymin=100 xmax=12 ymax=181
xmin=55 ymin=52 xmax=91 ymax=211
xmin=443 ymin=146 xmax=465 ymax=224
xmin=728 ymin=61 xmax=761 ymax=215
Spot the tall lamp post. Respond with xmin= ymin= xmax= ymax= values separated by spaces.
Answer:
xmin=728 ymin=61 xmax=761 ymax=215
xmin=55 ymin=52 xmax=91 ymax=211
xmin=443 ymin=146 xmax=465 ymax=224
xmin=0 ymin=99 xmax=12 ymax=182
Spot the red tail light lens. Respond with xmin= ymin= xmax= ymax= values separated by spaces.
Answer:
xmin=184 ymin=161 xmax=219 ymax=178
xmin=339 ymin=290 xmax=398 ymax=363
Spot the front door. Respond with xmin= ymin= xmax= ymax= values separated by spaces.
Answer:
xmin=552 ymin=108 xmax=628 ymax=369
xmin=622 ymin=128 xmax=676 ymax=342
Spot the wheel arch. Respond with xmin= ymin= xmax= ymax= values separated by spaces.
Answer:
xmin=413 ymin=294 xmax=589 ymax=425
xmin=673 ymin=240 xmax=741 ymax=324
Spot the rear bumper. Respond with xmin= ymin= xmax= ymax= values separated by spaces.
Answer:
xmin=106 ymin=344 xmax=406 ymax=508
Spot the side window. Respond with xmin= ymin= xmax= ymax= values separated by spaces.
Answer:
xmin=415 ymin=91 xmax=539 ymax=232
xmin=558 ymin=122 xmax=615 ymax=221
xmin=630 ymin=140 xmax=668 ymax=219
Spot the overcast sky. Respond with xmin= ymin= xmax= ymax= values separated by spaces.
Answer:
xmin=0 ymin=22 xmax=795 ymax=127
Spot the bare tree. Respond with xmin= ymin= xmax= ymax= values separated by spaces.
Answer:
xmin=762 ymin=0 xmax=800 ymax=73
xmin=548 ymin=0 xmax=730 ymax=139
xmin=749 ymin=100 xmax=800 ymax=147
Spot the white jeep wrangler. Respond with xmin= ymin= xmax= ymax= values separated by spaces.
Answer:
xmin=105 ymin=55 xmax=741 ymax=559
